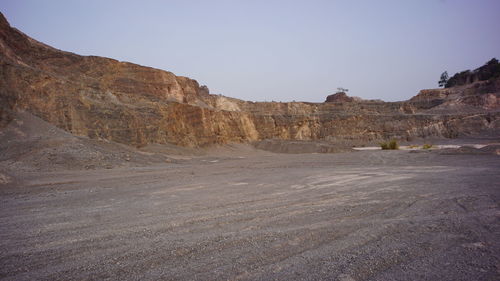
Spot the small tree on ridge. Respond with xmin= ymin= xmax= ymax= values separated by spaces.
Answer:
xmin=438 ymin=71 xmax=448 ymax=88
xmin=337 ymin=87 xmax=349 ymax=93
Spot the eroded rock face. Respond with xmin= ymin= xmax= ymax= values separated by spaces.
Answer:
xmin=445 ymin=58 xmax=500 ymax=88
xmin=1 ymin=12 xmax=499 ymax=147
xmin=325 ymin=92 xmax=354 ymax=103
xmin=410 ymin=79 xmax=500 ymax=112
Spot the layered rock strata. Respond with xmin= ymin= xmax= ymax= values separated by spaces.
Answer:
xmin=1 ymin=13 xmax=499 ymax=147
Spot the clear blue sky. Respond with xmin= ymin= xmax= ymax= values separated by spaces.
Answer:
xmin=2 ymin=0 xmax=500 ymax=102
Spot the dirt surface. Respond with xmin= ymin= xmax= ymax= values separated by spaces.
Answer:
xmin=252 ymin=139 xmax=351 ymax=154
xmin=1 ymin=147 xmax=500 ymax=280
xmin=0 ymin=112 xmax=172 ymax=172
xmin=1 ymin=112 xmax=500 ymax=280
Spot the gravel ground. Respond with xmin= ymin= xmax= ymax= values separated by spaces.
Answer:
xmin=1 ymin=149 xmax=499 ymax=281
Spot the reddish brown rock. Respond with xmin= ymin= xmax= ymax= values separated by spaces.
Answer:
xmin=1 ymin=12 xmax=499 ymax=147
xmin=410 ymin=79 xmax=500 ymax=112
xmin=325 ymin=92 xmax=355 ymax=103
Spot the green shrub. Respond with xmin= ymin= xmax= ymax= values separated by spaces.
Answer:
xmin=380 ymin=139 xmax=399 ymax=150
xmin=422 ymin=144 xmax=433 ymax=149
xmin=388 ymin=139 xmax=399 ymax=150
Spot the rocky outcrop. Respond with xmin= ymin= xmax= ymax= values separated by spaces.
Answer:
xmin=325 ymin=92 xmax=354 ymax=103
xmin=1 ymin=12 xmax=499 ymax=148
xmin=445 ymin=58 xmax=500 ymax=88
xmin=410 ymin=78 xmax=500 ymax=112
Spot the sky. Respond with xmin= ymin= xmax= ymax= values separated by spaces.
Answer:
xmin=1 ymin=0 xmax=500 ymax=102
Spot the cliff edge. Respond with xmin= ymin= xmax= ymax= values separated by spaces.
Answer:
xmin=1 ymin=13 xmax=499 ymax=147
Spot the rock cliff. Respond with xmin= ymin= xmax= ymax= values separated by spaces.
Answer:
xmin=1 ymin=13 xmax=499 ymax=147
xmin=325 ymin=92 xmax=355 ymax=103
xmin=445 ymin=58 xmax=500 ymax=88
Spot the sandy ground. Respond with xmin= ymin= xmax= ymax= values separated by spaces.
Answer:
xmin=1 ymin=148 xmax=500 ymax=281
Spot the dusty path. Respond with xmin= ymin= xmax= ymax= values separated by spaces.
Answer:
xmin=1 ymin=150 xmax=499 ymax=280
